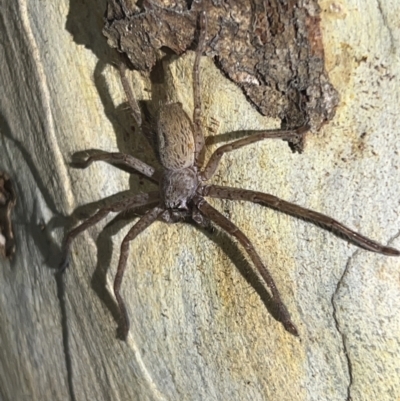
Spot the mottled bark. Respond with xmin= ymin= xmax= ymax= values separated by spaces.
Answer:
xmin=0 ymin=1 xmax=399 ymax=401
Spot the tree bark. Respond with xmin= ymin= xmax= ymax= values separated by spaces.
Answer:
xmin=0 ymin=1 xmax=399 ymax=400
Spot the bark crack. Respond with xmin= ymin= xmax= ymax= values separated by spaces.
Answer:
xmin=331 ymin=230 xmax=399 ymax=400
xmin=331 ymin=251 xmax=357 ymax=401
xmin=388 ymin=229 xmax=400 ymax=245
xmin=376 ymin=0 xmax=396 ymax=53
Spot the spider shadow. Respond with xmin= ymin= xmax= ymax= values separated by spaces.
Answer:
xmin=89 ymin=202 xmax=160 ymax=327
xmin=0 ymin=110 xmax=68 ymax=274
xmin=189 ymin=221 xmax=291 ymax=330
xmin=90 ymin=212 xmax=133 ymax=326
xmin=91 ymin=51 xmax=182 ymax=196
xmin=61 ymin=1 xmax=173 ymax=397
xmin=50 ymin=186 xmax=157 ymax=337
xmin=64 ymin=0 xmax=297 ymax=364
xmin=85 ymin=208 xmax=291 ymax=339
xmin=63 ymin=1 xmax=183 ymax=347
xmin=60 ymin=45 xmax=293 ymax=341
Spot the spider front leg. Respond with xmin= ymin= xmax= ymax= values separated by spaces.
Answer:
xmin=201 ymin=125 xmax=309 ymax=181
xmin=114 ymin=206 xmax=165 ymax=340
xmin=193 ymin=11 xmax=207 ymax=167
xmin=119 ymin=62 xmax=142 ymax=127
xmin=201 ymin=185 xmax=400 ymax=256
xmin=194 ymin=196 xmax=299 ymax=336
xmin=71 ymin=152 xmax=159 ymax=182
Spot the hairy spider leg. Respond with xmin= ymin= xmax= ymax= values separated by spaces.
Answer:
xmin=193 ymin=11 xmax=208 ymax=167
xmin=72 ymin=151 xmax=159 ymax=182
xmin=194 ymin=196 xmax=299 ymax=336
xmin=200 ymin=185 xmax=400 ymax=256
xmin=201 ymin=125 xmax=308 ymax=180
xmin=119 ymin=62 xmax=142 ymax=127
xmin=114 ymin=206 xmax=165 ymax=340
xmin=60 ymin=192 xmax=159 ymax=272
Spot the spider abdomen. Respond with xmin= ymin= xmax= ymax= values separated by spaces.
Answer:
xmin=157 ymin=103 xmax=195 ymax=170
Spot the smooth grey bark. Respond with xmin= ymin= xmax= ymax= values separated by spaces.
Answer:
xmin=0 ymin=1 xmax=399 ymax=400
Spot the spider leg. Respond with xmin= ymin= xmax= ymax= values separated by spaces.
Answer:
xmin=201 ymin=125 xmax=308 ymax=181
xmin=194 ymin=195 xmax=299 ymax=336
xmin=71 ymin=152 xmax=160 ymax=183
xmin=114 ymin=206 xmax=165 ymax=340
xmin=193 ymin=11 xmax=207 ymax=167
xmin=201 ymin=185 xmax=400 ymax=256
xmin=60 ymin=192 xmax=160 ymax=272
xmin=119 ymin=62 xmax=142 ymax=127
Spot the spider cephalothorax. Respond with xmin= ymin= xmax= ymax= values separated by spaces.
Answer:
xmin=61 ymin=11 xmax=399 ymax=340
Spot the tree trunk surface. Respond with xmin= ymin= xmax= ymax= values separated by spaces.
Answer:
xmin=0 ymin=1 xmax=399 ymax=400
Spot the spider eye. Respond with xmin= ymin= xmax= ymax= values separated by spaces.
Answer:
xmin=176 ymin=200 xmax=188 ymax=210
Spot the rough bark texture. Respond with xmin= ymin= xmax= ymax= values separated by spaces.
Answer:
xmin=0 ymin=1 xmax=400 ymax=401
xmin=104 ymin=0 xmax=339 ymax=150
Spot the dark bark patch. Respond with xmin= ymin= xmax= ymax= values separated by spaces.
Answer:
xmin=103 ymin=0 xmax=339 ymax=152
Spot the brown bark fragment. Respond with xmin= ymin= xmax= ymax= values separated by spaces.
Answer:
xmin=103 ymin=0 xmax=339 ymax=151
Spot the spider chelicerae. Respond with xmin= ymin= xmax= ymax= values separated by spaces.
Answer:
xmin=60 ymin=11 xmax=399 ymax=340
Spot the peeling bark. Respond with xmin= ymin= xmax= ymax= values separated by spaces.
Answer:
xmin=104 ymin=0 xmax=339 ymax=151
